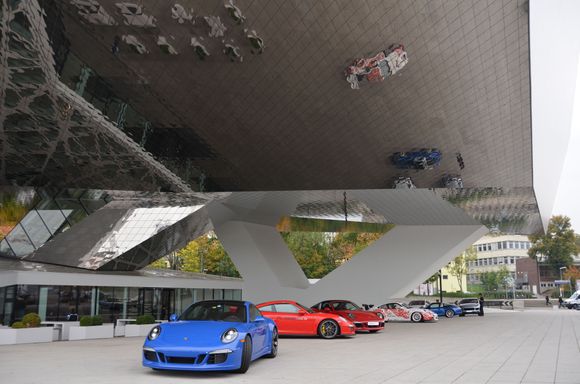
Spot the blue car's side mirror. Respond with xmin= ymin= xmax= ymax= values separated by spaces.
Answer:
xmin=169 ymin=314 xmax=178 ymax=322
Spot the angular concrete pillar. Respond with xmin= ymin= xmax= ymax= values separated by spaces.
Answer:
xmin=215 ymin=221 xmax=486 ymax=305
xmin=303 ymin=224 xmax=488 ymax=304
xmin=213 ymin=221 xmax=310 ymax=295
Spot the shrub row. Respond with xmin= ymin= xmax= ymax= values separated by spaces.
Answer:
xmin=135 ymin=314 xmax=156 ymax=325
xmin=80 ymin=316 xmax=103 ymax=327
xmin=11 ymin=313 xmax=41 ymax=329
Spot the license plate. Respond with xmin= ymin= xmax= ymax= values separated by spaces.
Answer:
xmin=367 ymin=322 xmax=379 ymax=326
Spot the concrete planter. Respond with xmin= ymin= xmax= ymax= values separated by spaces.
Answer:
xmin=69 ymin=324 xmax=114 ymax=340
xmin=125 ymin=323 xmax=157 ymax=337
xmin=0 ymin=327 xmax=54 ymax=345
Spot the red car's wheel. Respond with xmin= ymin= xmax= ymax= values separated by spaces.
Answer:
xmin=318 ymin=319 xmax=339 ymax=339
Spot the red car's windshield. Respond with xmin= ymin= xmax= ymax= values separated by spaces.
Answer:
xmin=295 ymin=302 xmax=315 ymax=313
xmin=332 ymin=301 xmax=361 ymax=311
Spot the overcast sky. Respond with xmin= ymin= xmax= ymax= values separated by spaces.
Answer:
xmin=532 ymin=0 xmax=580 ymax=232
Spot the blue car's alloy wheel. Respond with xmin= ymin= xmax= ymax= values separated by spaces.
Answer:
xmin=445 ymin=309 xmax=454 ymax=318
xmin=266 ymin=328 xmax=278 ymax=358
xmin=236 ymin=336 xmax=252 ymax=374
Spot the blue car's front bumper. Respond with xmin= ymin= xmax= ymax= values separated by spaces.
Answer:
xmin=142 ymin=341 xmax=244 ymax=371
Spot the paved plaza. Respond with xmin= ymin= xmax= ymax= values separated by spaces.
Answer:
xmin=1 ymin=309 xmax=579 ymax=384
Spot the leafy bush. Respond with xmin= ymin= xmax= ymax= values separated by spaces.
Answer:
xmin=21 ymin=313 xmax=41 ymax=328
xmin=11 ymin=321 xmax=25 ymax=329
xmin=80 ymin=315 xmax=103 ymax=326
xmin=79 ymin=316 xmax=93 ymax=326
xmin=135 ymin=315 xmax=156 ymax=325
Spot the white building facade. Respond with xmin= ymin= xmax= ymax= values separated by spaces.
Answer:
xmin=467 ymin=235 xmax=532 ymax=285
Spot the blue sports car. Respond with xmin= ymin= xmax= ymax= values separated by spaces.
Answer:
xmin=143 ymin=300 xmax=278 ymax=373
xmin=391 ymin=148 xmax=442 ymax=169
xmin=425 ymin=302 xmax=463 ymax=318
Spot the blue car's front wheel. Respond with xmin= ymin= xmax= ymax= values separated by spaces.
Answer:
xmin=266 ymin=328 xmax=278 ymax=358
xmin=236 ymin=336 xmax=252 ymax=374
xmin=445 ymin=309 xmax=455 ymax=318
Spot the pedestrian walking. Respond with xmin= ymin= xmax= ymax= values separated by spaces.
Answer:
xmin=558 ymin=296 xmax=564 ymax=308
xmin=545 ymin=295 xmax=551 ymax=306
xmin=478 ymin=294 xmax=485 ymax=316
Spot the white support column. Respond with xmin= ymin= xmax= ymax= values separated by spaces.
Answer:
xmin=215 ymin=220 xmax=486 ymax=305
xmin=303 ymin=224 xmax=488 ymax=304
xmin=213 ymin=221 xmax=310 ymax=300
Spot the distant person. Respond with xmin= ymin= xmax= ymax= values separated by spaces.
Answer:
xmin=558 ymin=296 xmax=564 ymax=308
xmin=478 ymin=294 xmax=485 ymax=316
xmin=545 ymin=295 xmax=551 ymax=306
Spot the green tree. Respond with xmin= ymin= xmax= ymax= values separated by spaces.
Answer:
xmin=447 ymin=246 xmax=477 ymax=293
xmin=479 ymin=266 xmax=510 ymax=292
xmin=202 ymin=234 xmax=240 ymax=277
xmin=280 ymin=231 xmax=385 ymax=279
xmin=281 ymin=232 xmax=335 ymax=278
xmin=528 ymin=215 xmax=577 ymax=273
xmin=146 ymin=232 xmax=239 ymax=277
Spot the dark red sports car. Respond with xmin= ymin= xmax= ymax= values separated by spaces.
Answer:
xmin=311 ymin=300 xmax=385 ymax=333
xmin=257 ymin=300 xmax=356 ymax=339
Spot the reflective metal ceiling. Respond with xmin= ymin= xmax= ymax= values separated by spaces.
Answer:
xmin=1 ymin=0 xmax=532 ymax=192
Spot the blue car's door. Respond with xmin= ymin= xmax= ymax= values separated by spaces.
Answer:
xmin=427 ymin=303 xmax=443 ymax=316
xmin=248 ymin=304 xmax=268 ymax=357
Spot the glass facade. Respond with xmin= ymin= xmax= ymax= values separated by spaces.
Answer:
xmin=0 ymin=189 xmax=108 ymax=259
xmin=0 ymin=284 xmax=241 ymax=326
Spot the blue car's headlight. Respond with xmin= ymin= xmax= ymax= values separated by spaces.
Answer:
xmin=221 ymin=328 xmax=238 ymax=343
xmin=148 ymin=326 xmax=161 ymax=341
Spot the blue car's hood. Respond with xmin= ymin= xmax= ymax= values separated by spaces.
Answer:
xmin=159 ymin=321 xmax=245 ymax=344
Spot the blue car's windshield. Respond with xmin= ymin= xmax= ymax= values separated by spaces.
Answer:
xmin=180 ymin=301 xmax=247 ymax=322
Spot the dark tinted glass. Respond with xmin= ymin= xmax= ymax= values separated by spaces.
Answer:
xmin=181 ymin=301 xmax=246 ymax=322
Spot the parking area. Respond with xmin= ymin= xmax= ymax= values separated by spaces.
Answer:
xmin=1 ymin=309 xmax=580 ymax=384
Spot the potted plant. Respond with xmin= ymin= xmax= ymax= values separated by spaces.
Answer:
xmin=125 ymin=314 xmax=157 ymax=337
xmin=69 ymin=316 xmax=114 ymax=340
xmin=0 ymin=313 xmax=53 ymax=345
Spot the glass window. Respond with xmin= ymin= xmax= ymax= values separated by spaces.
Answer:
xmin=259 ymin=305 xmax=276 ymax=312
xmin=43 ymin=286 xmax=61 ymax=321
xmin=213 ymin=289 xmax=223 ymax=300
xmin=181 ymin=301 xmax=247 ymax=322
xmin=232 ymin=290 xmax=242 ymax=300
xmin=203 ymin=289 xmax=213 ymax=301
xmin=14 ymin=285 xmax=39 ymax=321
xmin=97 ymin=287 xmax=122 ymax=323
xmin=77 ymin=286 xmax=93 ymax=317
xmin=126 ymin=287 xmax=140 ymax=318
xmin=442 ymin=275 xmax=448 ymax=280
xmin=249 ymin=305 xmax=260 ymax=321
xmin=274 ymin=303 xmax=300 ymax=313
xmin=4 ymin=225 xmax=35 ymax=257
xmin=19 ymin=210 xmax=53 ymax=249
xmin=223 ymin=290 xmax=233 ymax=300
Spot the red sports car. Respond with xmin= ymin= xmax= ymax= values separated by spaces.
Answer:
xmin=311 ymin=300 xmax=385 ymax=333
xmin=257 ymin=300 xmax=356 ymax=339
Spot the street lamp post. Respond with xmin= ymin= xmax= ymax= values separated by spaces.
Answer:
xmin=559 ymin=266 xmax=567 ymax=297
